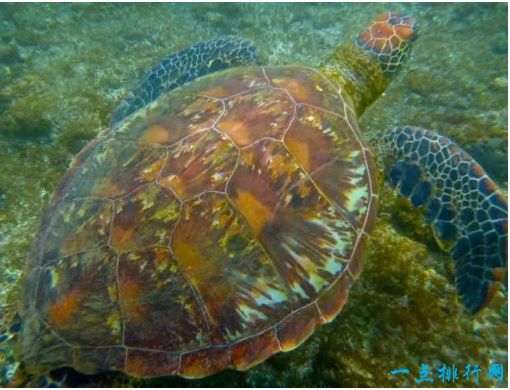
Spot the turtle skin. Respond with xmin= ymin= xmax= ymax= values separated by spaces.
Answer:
xmin=382 ymin=126 xmax=507 ymax=312
xmin=111 ymin=36 xmax=259 ymax=126
xmin=19 ymin=66 xmax=378 ymax=378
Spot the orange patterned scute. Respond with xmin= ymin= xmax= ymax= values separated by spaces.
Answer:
xmin=115 ymin=94 xmax=223 ymax=146
xmin=73 ymin=346 xmax=126 ymax=375
xmin=49 ymin=288 xmax=81 ymax=327
xmin=217 ymin=88 xmax=294 ymax=147
xmin=41 ymin=199 xmax=113 ymax=264
xmin=158 ymin=130 xmax=238 ymax=199
xmin=126 ymin=349 xmax=179 ymax=378
xmin=171 ymin=193 xmax=292 ymax=344
xmin=284 ymin=104 xmax=374 ymax=227
xmin=140 ymin=125 xmax=172 ymax=144
xmin=23 ymin=65 xmax=377 ymax=378
xmin=196 ymin=67 xmax=268 ymax=98
xmin=234 ymin=190 xmax=273 ymax=235
xmin=35 ymin=248 xmax=123 ymax=347
xmin=231 ymin=329 xmax=281 ymax=370
xmin=179 ymin=347 xmax=232 ymax=378
xmin=118 ymin=247 xmax=209 ymax=351
xmin=227 ymin=134 xmax=364 ymax=308
xmin=63 ymin=140 xmax=169 ymax=200
xmin=316 ymin=273 xmax=352 ymax=323
xmin=110 ymin=184 xmax=181 ymax=253
xmin=276 ymin=303 xmax=322 ymax=351
xmin=264 ymin=66 xmax=347 ymax=114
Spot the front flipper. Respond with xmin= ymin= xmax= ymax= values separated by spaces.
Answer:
xmin=382 ymin=126 xmax=507 ymax=313
xmin=112 ymin=36 xmax=259 ymax=125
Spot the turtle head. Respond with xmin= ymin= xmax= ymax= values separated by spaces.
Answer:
xmin=355 ymin=12 xmax=419 ymax=76
xmin=322 ymin=11 xmax=418 ymax=115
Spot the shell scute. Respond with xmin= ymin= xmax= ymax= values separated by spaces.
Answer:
xmin=228 ymin=138 xmax=357 ymax=306
xmin=36 ymin=247 xmax=122 ymax=346
xmin=73 ymin=346 xmax=126 ymax=376
xmin=40 ymin=199 xmax=113 ymax=265
xmin=264 ymin=66 xmax=346 ymax=115
xmin=231 ymin=328 xmax=280 ymax=371
xmin=114 ymin=94 xmax=223 ymax=146
xmin=316 ymin=272 xmax=353 ymax=323
xmin=179 ymin=346 xmax=231 ymax=378
xmin=285 ymin=104 xmax=375 ymax=228
xmin=125 ymin=349 xmax=178 ymax=378
xmin=217 ymin=88 xmax=294 ymax=147
xmin=110 ymin=184 xmax=180 ymax=253
xmin=275 ymin=303 xmax=322 ymax=351
xmin=171 ymin=193 xmax=291 ymax=344
xmin=118 ymin=247 xmax=208 ymax=351
xmin=158 ymin=129 xmax=238 ymax=199
xmin=228 ymin=140 xmax=307 ymax=235
xmin=64 ymin=139 xmax=167 ymax=200
xmin=190 ymin=66 xmax=268 ymax=99
xmin=260 ymin=180 xmax=356 ymax=304
xmin=20 ymin=316 xmax=74 ymax=375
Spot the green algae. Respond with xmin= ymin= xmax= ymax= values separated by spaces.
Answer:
xmin=322 ymin=42 xmax=389 ymax=116
xmin=0 ymin=2 xmax=507 ymax=387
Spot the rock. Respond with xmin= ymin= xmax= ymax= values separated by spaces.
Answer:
xmin=0 ymin=44 xmax=20 ymax=64
xmin=491 ymin=75 xmax=507 ymax=89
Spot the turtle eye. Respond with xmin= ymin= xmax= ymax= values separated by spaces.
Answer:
xmin=388 ymin=16 xmax=401 ymax=25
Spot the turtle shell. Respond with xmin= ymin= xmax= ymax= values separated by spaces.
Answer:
xmin=20 ymin=66 xmax=378 ymax=378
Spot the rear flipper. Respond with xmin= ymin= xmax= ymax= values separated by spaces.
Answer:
xmin=1 ymin=314 xmax=69 ymax=387
xmin=1 ymin=315 xmax=65 ymax=387
xmin=0 ymin=314 xmax=20 ymax=386
xmin=39 ymin=369 xmax=68 ymax=388
xmin=382 ymin=126 xmax=507 ymax=313
xmin=111 ymin=36 xmax=259 ymax=125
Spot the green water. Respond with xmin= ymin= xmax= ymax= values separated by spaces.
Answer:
xmin=0 ymin=2 xmax=507 ymax=387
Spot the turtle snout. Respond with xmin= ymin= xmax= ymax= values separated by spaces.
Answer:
xmin=388 ymin=12 xmax=419 ymax=41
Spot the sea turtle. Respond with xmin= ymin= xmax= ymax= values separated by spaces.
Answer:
xmin=2 ymin=11 xmax=507 ymax=385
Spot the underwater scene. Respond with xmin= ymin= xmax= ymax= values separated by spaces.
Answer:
xmin=0 ymin=1 xmax=507 ymax=388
